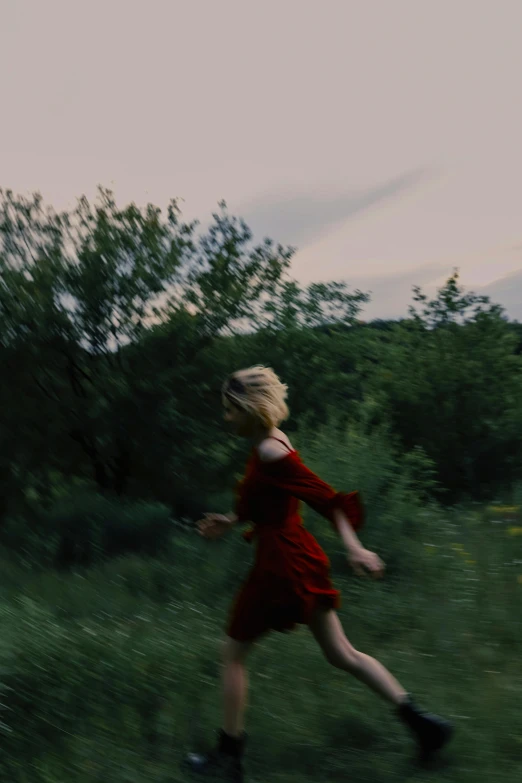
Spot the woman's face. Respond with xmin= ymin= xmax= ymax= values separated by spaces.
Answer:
xmin=222 ymin=396 xmax=254 ymax=437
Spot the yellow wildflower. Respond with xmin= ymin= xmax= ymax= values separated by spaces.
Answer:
xmin=488 ymin=505 xmax=520 ymax=514
xmin=517 ymin=575 xmax=522 ymax=586
xmin=507 ymin=527 xmax=522 ymax=537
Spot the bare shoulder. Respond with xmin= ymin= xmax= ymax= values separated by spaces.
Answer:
xmin=257 ymin=435 xmax=293 ymax=463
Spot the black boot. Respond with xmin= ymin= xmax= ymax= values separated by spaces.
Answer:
xmin=397 ymin=695 xmax=453 ymax=763
xmin=185 ymin=728 xmax=246 ymax=781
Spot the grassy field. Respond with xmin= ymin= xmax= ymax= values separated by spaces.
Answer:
xmin=0 ymin=503 xmax=521 ymax=782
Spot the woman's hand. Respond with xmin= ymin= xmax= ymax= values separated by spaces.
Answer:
xmin=348 ymin=547 xmax=385 ymax=578
xmin=197 ymin=513 xmax=236 ymax=540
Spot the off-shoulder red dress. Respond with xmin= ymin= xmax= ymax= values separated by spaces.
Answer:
xmin=226 ymin=439 xmax=364 ymax=642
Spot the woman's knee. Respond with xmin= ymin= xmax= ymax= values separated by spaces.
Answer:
xmin=324 ymin=643 xmax=362 ymax=672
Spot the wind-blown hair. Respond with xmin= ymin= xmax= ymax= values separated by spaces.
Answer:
xmin=223 ymin=365 xmax=289 ymax=428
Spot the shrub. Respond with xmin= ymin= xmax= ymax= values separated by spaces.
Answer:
xmin=46 ymin=493 xmax=174 ymax=567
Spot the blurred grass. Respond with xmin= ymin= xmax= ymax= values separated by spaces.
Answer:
xmin=0 ymin=501 xmax=521 ymax=782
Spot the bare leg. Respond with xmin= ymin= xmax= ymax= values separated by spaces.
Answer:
xmin=222 ymin=637 xmax=255 ymax=737
xmin=185 ymin=636 xmax=254 ymax=776
xmin=308 ymin=608 xmax=408 ymax=705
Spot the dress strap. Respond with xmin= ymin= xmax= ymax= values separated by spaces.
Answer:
xmin=266 ymin=436 xmax=293 ymax=452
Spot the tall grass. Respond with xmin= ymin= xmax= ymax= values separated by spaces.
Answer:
xmin=0 ymin=421 xmax=521 ymax=781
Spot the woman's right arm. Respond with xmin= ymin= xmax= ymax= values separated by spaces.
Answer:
xmin=198 ymin=512 xmax=239 ymax=538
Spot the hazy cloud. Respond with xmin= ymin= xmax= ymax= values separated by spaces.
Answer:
xmin=355 ymin=263 xmax=522 ymax=322
xmin=480 ymin=270 xmax=522 ymax=321
xmin=350 ymin=262 xmax=452 ymax=320
xmin=239 ymin=169 xmax=434 ymax=247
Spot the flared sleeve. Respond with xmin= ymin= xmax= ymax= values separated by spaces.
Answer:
xmin=261 ymin=453 xmax=364 ymax=532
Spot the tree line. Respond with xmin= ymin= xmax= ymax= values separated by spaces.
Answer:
xmin=1 ymin=186 xmax=521 ymax=564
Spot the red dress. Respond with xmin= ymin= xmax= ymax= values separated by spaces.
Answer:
xmin=227 ymin=439 xmax=364 ymax=642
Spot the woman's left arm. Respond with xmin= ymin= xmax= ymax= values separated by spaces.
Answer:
xmin=333 ymin=509 xmax=364 ymax=553
xmin=259 ymin=442 xmax=384 ymax=577
xmin=258 ymin=442 xmax=363 ymax=532
xmin=334 ymin=509 xmax=385 ymax=578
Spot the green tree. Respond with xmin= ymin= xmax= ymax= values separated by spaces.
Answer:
xmin=0 ymin=188 xmax=370 ymax=522
xmin=368 ymin=271 xmax=522 ymax=500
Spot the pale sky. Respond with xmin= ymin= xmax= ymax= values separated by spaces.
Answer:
xmin=1 ymin=0 xmax=521 ymax=320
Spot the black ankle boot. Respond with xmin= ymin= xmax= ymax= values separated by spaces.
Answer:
xmin=397 ymin=695 xmax=453 ymax=762
xmin=185 ymin=728 xmax=246 ymax=781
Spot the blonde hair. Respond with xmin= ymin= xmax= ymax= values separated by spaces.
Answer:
xmin=223 ymin=365 xmax=289 ymax=428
